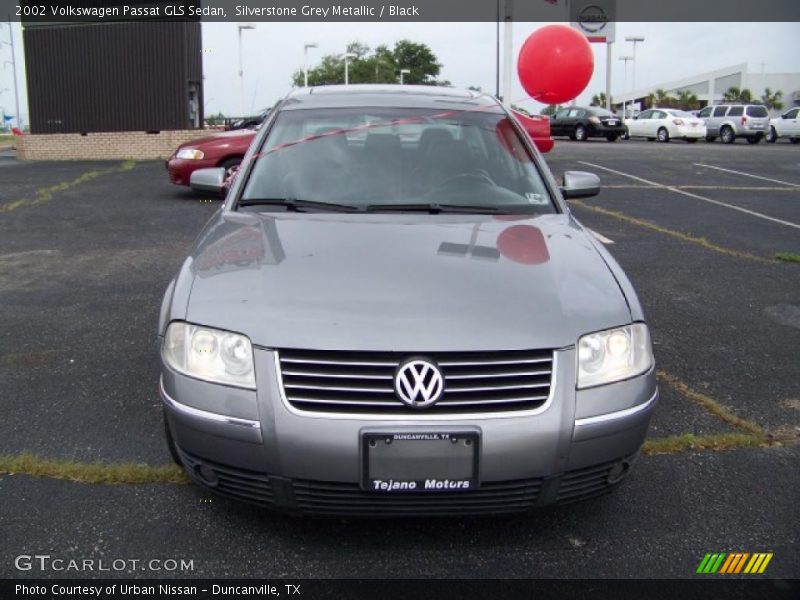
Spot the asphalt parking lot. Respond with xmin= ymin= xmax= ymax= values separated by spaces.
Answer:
xmin=0 ymin=140 xmax=798 ymax=579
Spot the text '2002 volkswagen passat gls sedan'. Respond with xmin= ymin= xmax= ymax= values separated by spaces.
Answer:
xmin=159 ymin=85 xmax=657 ymax=516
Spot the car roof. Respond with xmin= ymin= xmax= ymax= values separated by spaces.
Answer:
xmin=281 ymin=84 xmax=504 ymax=113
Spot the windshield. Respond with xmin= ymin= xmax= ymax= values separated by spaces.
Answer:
xmin=591 ymin=108 xmax=616 ymax=117
xmin=239 ymin=107 xmax=555 ymax=213
xmin=667 ymin=110 xmax=693 ymax=117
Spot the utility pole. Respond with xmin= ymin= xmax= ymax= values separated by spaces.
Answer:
xmin=4 ymin=19 xmax=21 ymax=130
xmin=605 ymin=41 xmax=613 ymax=112
xmin=237 ymin=24 xmax=255 ymax=116
xmin=501 ymin=0 xmax=513 ymax=103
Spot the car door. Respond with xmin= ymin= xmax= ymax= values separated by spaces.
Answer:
xmin=550 ymin=108 xmax=569 ymax=136
xmin=782 ymin=108 xmax=800 ymax=135
xmin=708 ymin=105 xmax=729 ymax=135
xmin=629 ymin=110 xmax=650 ymax=137
xmin=650 ymin=110 xmax=668 ymax=136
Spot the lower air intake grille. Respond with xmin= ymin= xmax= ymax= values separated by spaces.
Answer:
xmin=292 ymin=478 xmax=543 ymax=516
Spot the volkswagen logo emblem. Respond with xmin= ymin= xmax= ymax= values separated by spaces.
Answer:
xmin=394 ymin=358 xmax=444 ymax=408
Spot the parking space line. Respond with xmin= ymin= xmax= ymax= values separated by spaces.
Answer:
xmin=588 ymin=229 xmax=614 ymax=244
xmin=693 ymin=163 xmax=800 ymax=188
xmin=579 ymin=161 xmax=800 ymax=231
xmin=569 ymin=199 xmax=773 ymax=263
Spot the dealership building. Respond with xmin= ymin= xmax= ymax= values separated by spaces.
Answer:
xmin=615 ymin=63 xmax=800 ymax=111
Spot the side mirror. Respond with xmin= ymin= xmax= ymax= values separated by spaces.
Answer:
xmin=560 ymin=171 xmax=601 ymax=199
xmin=189 ymin=167 xmax=226 ymax=196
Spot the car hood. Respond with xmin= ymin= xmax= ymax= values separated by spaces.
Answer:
xmin=184 ymin=212 xmax=631 ymax=351
xmin=178 ymin=129 xmax=255 ymax=149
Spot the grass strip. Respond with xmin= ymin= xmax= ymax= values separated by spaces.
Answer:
xmin=0 ymin=160 xmax=136 ymax=214
xmin=0 ymin=452 xmax=189 ymax=485
xmin=643 ymin=432 xmax=762 ymax=455
xmin=657 ymin=370 xmax=763 ymax=435
xmin=774 ymin=252 xmax=800 ymax=264
xmin=569 ymin=199 xmax=773 ymax=264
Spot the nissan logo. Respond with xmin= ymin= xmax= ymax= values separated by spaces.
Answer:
xmin=577 ymin=5 xmax=608 ymax=33
xmin=394 ymin=358 xmax=445 ymax=408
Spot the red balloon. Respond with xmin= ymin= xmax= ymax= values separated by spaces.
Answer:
xmin=496 ymin=225 xmax=550 ymax=266
xmin=517 ymin=25 xmax=594 ymax=104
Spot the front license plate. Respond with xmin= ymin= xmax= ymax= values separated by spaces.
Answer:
xmin=607 ymin=120 xmax=618 ymax=125
xmin=362 ymin=431 xmax=479 ymax=493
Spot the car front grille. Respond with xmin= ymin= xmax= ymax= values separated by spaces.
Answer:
xmin=292 ymin=478 xmax=543 ymax=516
xmin=277 ymin=349 xmax=555 ymax=415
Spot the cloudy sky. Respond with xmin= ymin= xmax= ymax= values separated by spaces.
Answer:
xmin=1 ymin=21 xmax=799 ymax=123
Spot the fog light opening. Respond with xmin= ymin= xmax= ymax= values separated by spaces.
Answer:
xmin=195 ymin=464 xmax=219 ymax=487
xmin=607 ymin=461 xmax=630 ymax=484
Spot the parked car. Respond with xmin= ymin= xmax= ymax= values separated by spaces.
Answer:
xmin=166 ymin=129 xmax=256 ymax=187
xmin=765 ymin=107 xmax=800 ymax=144
xmin=160 ymin=85 xmax=656 ymax=516
xmin=624 ymin=108 xmax=706 ymax=143
xmin=512 ymin=110 xmax=554 ymax=153
xmin=225 ymin=108 xmax=271 ymax=131
xmin=550 ymin=106 xmax=625 ymax=141
xmin=696 ymin=104 xmax=770 ymax=144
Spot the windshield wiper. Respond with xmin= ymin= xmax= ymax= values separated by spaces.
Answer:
xmin=238 ymin=198 xmax=359 ymax=212
xmin=365 ymin=202 xmax=502 ymax=214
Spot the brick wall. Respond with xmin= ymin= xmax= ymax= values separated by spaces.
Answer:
xmin=16 ymin=130 xmax=210 ymax=161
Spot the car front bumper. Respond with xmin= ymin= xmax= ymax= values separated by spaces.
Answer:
xmin=161 ymin=346 xmax=657 ymax=515
xmin=166 ymin=157 xmax=216 ymax=186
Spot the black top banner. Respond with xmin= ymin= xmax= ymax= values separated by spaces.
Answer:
xmin=3 ymin=0 xmax=800 ymax=23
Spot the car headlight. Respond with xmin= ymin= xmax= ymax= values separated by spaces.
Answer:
xmin=176 ymin=148 xmax=204 ymax=160
xmin=163 ymin=322 xmax=255 ymax=389
xmin=577 ymin=323 xmax=653 ymax=389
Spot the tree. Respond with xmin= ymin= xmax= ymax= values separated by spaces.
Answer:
xmin=205 ymin=112 xmax=226 ymax=126
xmin=590 ymin=92 xmax=608 ymax=107
xmin=760 ymin=88 xmax=784 ymax=110
xmin=722 ymin=86 xmax=754 ymax=103
xmin=540 ymin=104 xmax=562 ymax=116
xmin=675 ymin=90 xmax=700 ymax=110
xmin=292 ymin=40 xmax=446 ymax=87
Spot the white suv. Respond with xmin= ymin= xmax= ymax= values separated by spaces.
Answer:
xmin=766 ymin=107 xmax=800 ymax=144
xmin=697 ymin=104 xmax=770 ymax=144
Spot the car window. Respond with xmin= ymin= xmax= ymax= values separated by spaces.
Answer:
xmin=785 ymin=108 xmax=799 ymax=119
xmin=712 ymin=106 xmax=728 ymax=117
xmin=566 ymin=109 xmax=581 ymax=118
xmin=592 ymin=108 xmax=614 ymax=117
xmin=654 ymin=111 xmax=669 ymax=119
xmin=240 ymin=107 xmax=555 ymax=213
xmin=667 ymin=110 xmax=692 ymax=117
xmin=727 ymin=106 xmax=744 ymax=117
xmin=745 ymin=106 xmax=768 ymax=117
xmin=637 ymin=110 xmax=652 ymax=120
xmin=697 ymin=107 xmax=712 ymax=118
xmin=554 ymin=109 xmax=569 ymax=119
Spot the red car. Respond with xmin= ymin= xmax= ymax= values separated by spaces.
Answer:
xmin=166 ymin=129 xmax=256 ymax=186
xmin=512 ymin=110 xmax=554 ymax=153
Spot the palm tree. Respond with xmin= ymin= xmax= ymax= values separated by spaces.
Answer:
xmin=652 ymin=88 xmax=675 ymax=108
xmin=675 ymin=90 xmax=700 ymax=110
xmin=760 ymin=88 xmax=784 ymax=110
xmin=590 ymin=92 xmax=608 ymax=107
xmin=722 ymin=86 xmax=754 ymax=103
xmin=540 ymin=104 xmax=562 ymax=116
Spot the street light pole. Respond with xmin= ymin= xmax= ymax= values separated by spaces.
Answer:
xmin=344 ymin=52 xmax=356 ymax=85
xmin=303 ymin=42 xmax=318 ymax=87
xmin=625 ymin=36 xmax=645 ymax=110
xmin=619 ymin=55 xmax=633 ymax=118
xmin=399 ymin=69 xmax=410 ymax=85
xmin=237 ymin=24 xmax=256 ymax=117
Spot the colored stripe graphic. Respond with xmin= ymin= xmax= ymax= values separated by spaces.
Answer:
xmin=700 ymin=552 xmax=773 ymax=574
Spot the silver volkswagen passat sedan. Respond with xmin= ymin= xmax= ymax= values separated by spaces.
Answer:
xmin=158 ymin=85 xmax=657 ymax=516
